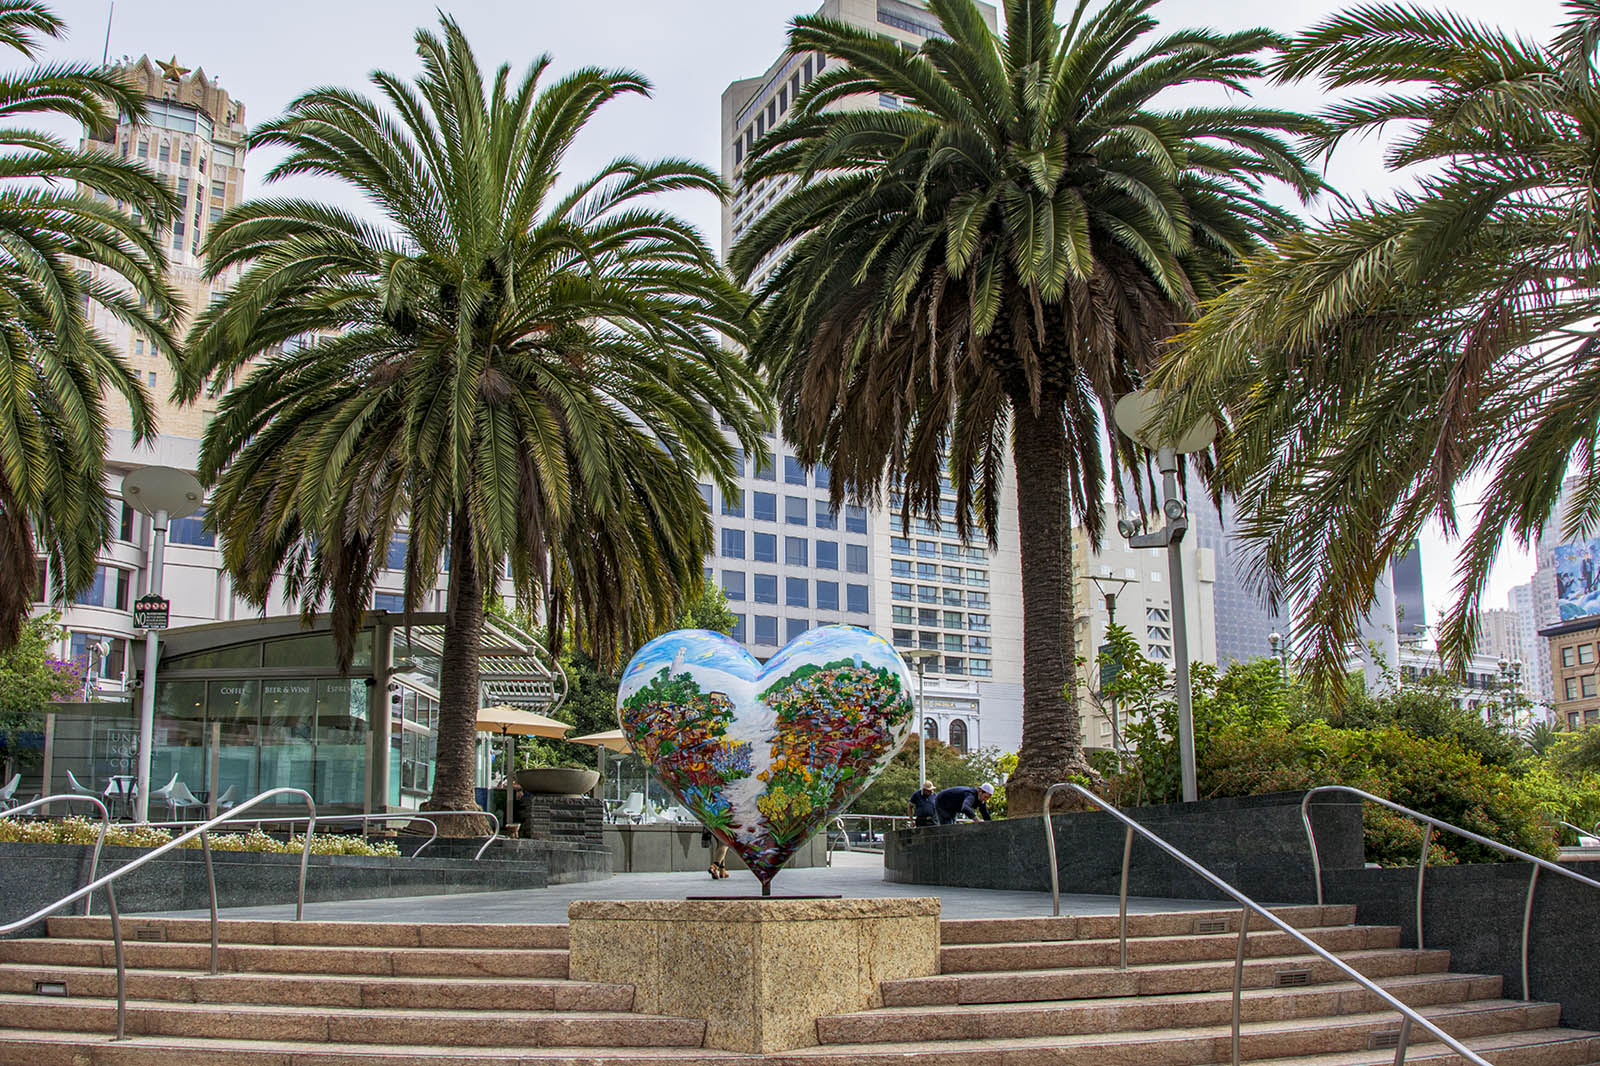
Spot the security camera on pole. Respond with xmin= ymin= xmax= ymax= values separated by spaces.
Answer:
xmin=1111 ymin=390 xmax=1217 ymax=804
xmin=121 ymin=466 xmax=204 ymax=823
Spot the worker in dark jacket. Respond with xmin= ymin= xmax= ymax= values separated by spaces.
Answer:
xmin=907 ymin=781 xmax=938 ymax=827
xmin=934 ymin=783 xmax=993 ymax=825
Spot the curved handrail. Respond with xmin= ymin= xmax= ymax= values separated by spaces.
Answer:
xmin=1301 ymin=785 xmax=1600 ymax=1006
xmin=0 ymin=794 xmax=111 ymax=916
xmin=144 ymin=809 xmax=504 ymax=861
xmin=1042 ymin=782 xmax=1493 ymax=1066
xmin=0 ymin=787 xmax=315 ymax=1041
xmin=1555 ymin=819 xmax=1596 ymax=843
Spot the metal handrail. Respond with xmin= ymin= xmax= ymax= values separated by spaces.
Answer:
xmin=1555 ymin=819 xmax=1596 ymax=842
xmin=1042 ymin=782 xmax=1494 ymax=1066
xmin=144 ymin=809 xmax=505 ymax=861
xmin=0 ymin=787 xmax=315 ymax=1041
xmin=0 ymin=794 xmax=111 ymax=916
xmin=1301 ymin=785 xmax=1600 ymax=1004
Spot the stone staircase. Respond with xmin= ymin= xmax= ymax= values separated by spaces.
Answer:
xmin=0 ymin=904 xmax=1593 ymax=1064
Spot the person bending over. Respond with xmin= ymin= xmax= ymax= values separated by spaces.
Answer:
xmin=934 ymin=782 xmax=994 ymax=825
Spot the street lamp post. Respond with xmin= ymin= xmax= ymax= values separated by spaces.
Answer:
xmin=901 ymin=648 xmax=938 ymax=789
xmin=1112 ymin=390 xmax=1217 ymax=805
xmin=121 ymin=466 xmax=204 ymax=823
xmin=1269 ymin=631 xmax=1290 ymax=682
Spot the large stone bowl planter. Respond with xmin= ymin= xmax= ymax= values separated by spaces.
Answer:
xmin=515 ymin=768 xmax=600 ymax=796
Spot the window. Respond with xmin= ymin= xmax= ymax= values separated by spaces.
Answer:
xmin=815 ymin=502 xmax=837 ymax=530
xmin=697 ymin=483 xmax=714 ymax=510
xmin=918 ymin=586 xmax=938 ymax=603
xmin=804 ymin=57 xmax=813 ymax=82
xmin=893 ymin=606 xmax=913 ymax=624
xmin=944 ymin=634 xmax=965 ymax=652
xmin=919 ymin=632 xmax=938 ymax=649
xmin=754 ymin=573 xmax=778 ymax=604
xmin=817 ymin=581 xmax=839 ymax=611
xmin=177 ymin=176 xmax=189 ymax=198
xmin=1564 ymin=646 xmax=1577 ymax=667
xmin=721 ymin=528 xmax=745 ymax=558
xmin=148 ymin=371 xmax=157 ymax=387
xmin=1586 ymin=675 xmax=1599 ymax=699
xmin=918 ymin=562 xmax=938 ymax=580
xmin=734 ymin=139 xmax=743 ymax=164
xmin=845 ymin=505 xmax=868 ymax=533
xmin=942 ymin=565 xmax=962 ymax=582
xmin=785 ymin=537 xmax=808 ymax=566
xmin=374 ymin=592 xmax=405 ymax=612
xmin=722 ymin=489 xmax=744 ymax=517
xmin=755 ymin=615 xmax=778 ymax=646
xmin=970 ymin=636 xmax=991 ymax=653
xmin=944 ymin=610 xmax=964 ymax=628
xmin=723 ymin=571 xmax=746 ymax=601
xmin=918 ymin=540 xmax=938 ymax=557
xmin=755 ymin=455 xmax=775 ymax=481
xmin=212 ymin=181 xmax=226 ymax=199
xmin=71 ymin=633 xmax=126 ymax=684
xmin=969 ymin=613 xmax=990 ymax=631
xmin=730 ymin=447 xmax=745 ymax=475
xmin=385 ymin=533 xmax=409 ymax=569
xmin=778 ymin=85 xmax=788 ymax=113
xmin=785 ymin=496 xmax=808 ymax=525
xmin=948 ymin=720 xmax=968 ymax=753
xmin=1581 ymin=644 xmax=1597 ymax=666
xmin=816 ymin=541 xmax=838 ymax=570
xmin=942 ymin=543 xmax=961 ymax=561
xmin=167 ymin=509 xmax=214 ymax=547
xmin=158 ymin=142 xmax=170 ymax=163
xmin=1567 ymin=677 xmax=1580 ymax=700
xmin=753 ymin=532 xmax=777 ymax=562
xmin=730 ymin=614 xmax=746 ymax=643
xmin=786 ymin=577 xmax=809 ymax=607
xmin=136 ymin=139 xmax=148 ymax=158
xmin=893 ymin=629 xmax=913 ymax=648
xmin=892 ymin=559 xmax=913 ymax=577
xmin=847 ymin=584 xmax=869 ymax=614
xmin=890 ymin=536 xmax=910 ymax=554
xmin=784 ymin=456 xmax=806 ymax=485
xmin=787 ymin=617 xmax=809 ymax=642
xmin=753 ymin=492 xmax=777 ymax=522
xmin=815 ymin=464 xmax=830 ymax=490
xmin=943 ymin=588 xmax=964 ymax=606
xmin=967 ymin=569 xmax=989 ymax=587
xmin=117 ymin=501 xmax=135 ymax=542
xmin=847 ymin=544 xmax=869 ymax=573
xmin=968 ymin=591 xmax=990 ymax=608
xmin=892 ymin=582 xmax=912 ymax=602
xmin=924 ymin=718 xmax=938 ymax=740
xmin=179 ymin=146 xmax=191 ymax=167
xmin=970 ymin=659 xmax=992 ymax=677
xmin=74 ymin=566 xmax=130 ymax=610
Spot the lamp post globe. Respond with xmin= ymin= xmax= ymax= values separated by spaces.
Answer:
xmin=119 ymin=466 xmax=204 ymax=823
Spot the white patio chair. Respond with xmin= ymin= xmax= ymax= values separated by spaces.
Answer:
xmin=0 ymin=773 xmax=19 ymax=811
xmin=214 ymin=785 xmax=237 ymax=812
xmin=620 ymin=791 xmax=646 ymax=824
xmin=65 ymin=770 xmax=98 ymax=796
xmin=166 ymin=780 xmax=204 ymax=821
xmin=144 ymin=773 xmax=179 ymax=814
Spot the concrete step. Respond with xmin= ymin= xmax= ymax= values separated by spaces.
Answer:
xmin=938 ymin=923 xmax=1401 ymax=973
xmin=884 ymin=947 xmax=1455 ymax=1006
xmin=938 ymin=905 xmax=1358 ymax=945
xmin=0 ymin=963 xmax=632 ymax=1011
xmin=47 ymin=916 xmax=569 ymax=949
xmin=781 ymin=1002 xmax=1568 ymax=1065
xmin=818 ymin=972 xmax=1502 ymax=1043
xmin=0 ymin=1029 xmax=749 ymax=1065
xmin=0 ymin=938 xmax=569 ymax=978
xmin=0 ymin=994 xmax=706 ymax=1048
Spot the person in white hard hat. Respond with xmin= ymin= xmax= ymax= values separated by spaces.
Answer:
xmin=933 ymin=782 xmax=994 ymax=825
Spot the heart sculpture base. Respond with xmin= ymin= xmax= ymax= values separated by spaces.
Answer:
xmin=568 ymin=897 xmax=940 ymax=1053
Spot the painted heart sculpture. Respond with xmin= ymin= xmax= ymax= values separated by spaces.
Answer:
xmin=617 ymin=625 xmax=915 ymax=892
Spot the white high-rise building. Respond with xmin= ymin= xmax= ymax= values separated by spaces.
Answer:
xmin=1509 ymin=582 xmax=1550 ymax=705
xmin=717 ymin=1 xmax=1021 ymax=754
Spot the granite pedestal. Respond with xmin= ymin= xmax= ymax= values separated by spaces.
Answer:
xmin=567 ymin=896 xmax=940 ymax=1052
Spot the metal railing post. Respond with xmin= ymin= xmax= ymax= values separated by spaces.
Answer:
xmin=1231 ymin=905 xmax=1250 ymax=1066
xmin=1118 ymin=825 xmax=1133 ymax=970
xmin=1043 ymin=785 xmax=1063 ymax=917
xmin=1521 ymin=865 xmax=1540 ymax=1001
xmin=1393 ymin=1015 xmax=1413 ymax=1066
xmin=201 ymin=829 xmax=218 ymax=973
xmin=1415 ymin=826 xmax=1430 ymax=952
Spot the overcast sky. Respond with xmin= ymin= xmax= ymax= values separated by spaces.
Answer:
xmin=40 ymin=0 xmax=1572 ymax=631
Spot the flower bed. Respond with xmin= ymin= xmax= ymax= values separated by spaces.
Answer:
xmin=0 ymin=816 xmax=400 ymax=856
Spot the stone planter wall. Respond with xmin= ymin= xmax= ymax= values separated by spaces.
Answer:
xmin=883 ymin=790 xmax=1364 ymax=904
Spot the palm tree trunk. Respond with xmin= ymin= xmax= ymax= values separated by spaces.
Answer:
xmin=1005 ymin=397 xmax=1090 ymax=817
xmin=424 ymin=513 xmax=490 ymax=836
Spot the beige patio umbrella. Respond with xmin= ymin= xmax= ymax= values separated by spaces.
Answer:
xmin=568 ymin=729 xmax=634 ymax=806
xmin=475 ymin=705 xmax=572 ymax=825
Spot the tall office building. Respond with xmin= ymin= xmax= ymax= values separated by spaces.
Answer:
xmin=1393 ymin=541 xmax=1427 ymax=638
xmin=42 ymin=58 xmax=454 ymax=697
xmin=1187 ymin=493 xmax=1282 ymax=667
xmin=1509 ymin=582 xmax=1551 ymax=705
xmin=717 ymin=1 xmax=1022 ymax=754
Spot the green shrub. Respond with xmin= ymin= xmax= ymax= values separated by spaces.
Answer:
xmin=0 ymin=817 xmax=399 ymax=857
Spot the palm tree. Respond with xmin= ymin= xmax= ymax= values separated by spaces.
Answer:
xmin=730 ymin=0 xmax=1320 ymax=813
xmin=1157 ymin=0 xmax=1600 ymax=696
xmin=0 ymin=0 xmax=177 ymax=647
xmin=183 ymin=17 xmax=768 ymax=828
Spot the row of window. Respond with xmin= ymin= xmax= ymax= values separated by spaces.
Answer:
xmin=719 ymin=529 xmax=869 ymax=571
xmin=889 ymin=560 xmax=988 ymax=585
xmin=720 ymin=572 xmax=869 ymax=614
xmin=732 ymin=613 xmax=845 ymax=647
xmin=890 ymin=582 xmax=990 ymax=608
xmin=890 ymin=605 xmax=992 ymax=632
xmin=1561 ymin=642 xmax=1598 ymax=668
xmin=923 ymin=716 xmax=970 ymax=753
xmin=1567 ymin=709 xmax=1600 ymax=730
xmin=889 ymin=536 xmax=989 ymax=563
xmin=1565 ymin=675 xmax=1598 ymax=700
xmin=713 ymin=489 xmax=866 ymax=533
xmin=732 ymin=52 xmax=826 ymax=166
xmin=889 ymin=629 xmax=992 ymax=654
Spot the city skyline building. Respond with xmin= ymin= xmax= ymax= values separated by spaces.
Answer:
xmin=1185 ymin=491 xmax=1282 ymax=668
xmin=715 ymin=0 xmax=1021 ymax=754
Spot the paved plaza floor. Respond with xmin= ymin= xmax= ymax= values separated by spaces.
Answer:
xmin=157 ymin=851 xmax=1221 ymax=923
